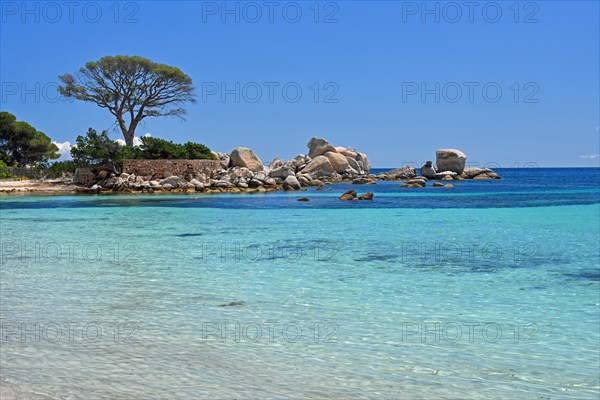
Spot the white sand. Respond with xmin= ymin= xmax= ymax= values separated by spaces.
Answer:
xmin=0 ymin=381 xmax=57 ymax=400
xmin=0 ymin=179 xmax=76 ymax=194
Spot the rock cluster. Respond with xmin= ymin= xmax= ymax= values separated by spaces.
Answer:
xmin=377 ymin=166 xmax=417 ymax=181
xmin=339 ymin=190 xmax=374 ymax=201
xmin=73 ymin=137 xmax=372 ymax=194
xmin=417 ymin=149 xmax=501 ymax=181
xmin=400 ymin=176 xmax=455 ymax=189
xmin=69 ymin=142 xmax=503 ymax=196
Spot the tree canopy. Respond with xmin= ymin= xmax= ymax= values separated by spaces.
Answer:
xmin=59 ymin=55 xmax=196 ymax=146
xmin=130 ymin=136 xmax=215 ymax=160
xmin=0 ymin=112 xmax=60 ymax=166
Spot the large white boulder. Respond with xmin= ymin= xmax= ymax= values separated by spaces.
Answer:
xmin=283 ymin=175 xmax=302 ymax=191
xmin=436 ymin=149 xmax=467 ymax=174
xmin=323 ymin=151 xmax=349 ymax=173
xmin=300 ymin=155 xmax=336 ymax=178
xmin=229 ymin=147 xmax=264 ymax=172
xmin=307 ymin=137 xmax=337 ymax=158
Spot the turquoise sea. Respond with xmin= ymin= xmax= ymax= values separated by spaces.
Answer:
xmin=1 ymin=168 xmax=599 ymax=399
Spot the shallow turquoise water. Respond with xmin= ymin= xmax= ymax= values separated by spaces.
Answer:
xmin=1 ymin=169 xmax=599 ymax=399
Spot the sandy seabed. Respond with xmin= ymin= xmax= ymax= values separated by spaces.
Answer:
xmin=0 ymin=381 xmax=57 ymax=400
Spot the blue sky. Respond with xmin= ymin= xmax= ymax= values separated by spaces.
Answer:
xmin=1 ymin=0 xmax=599 ymax=167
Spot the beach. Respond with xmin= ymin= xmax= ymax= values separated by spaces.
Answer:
xmin=0 ymin=180 xmax=76 ymax=195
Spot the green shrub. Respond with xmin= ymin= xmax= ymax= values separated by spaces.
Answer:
xmin=183 ymin=141 xmax=215 ymax=160
xmin=69 ymin=129 xmax=216 ymax=172
xmin=45 ymin=160 xmax=78 ymax=178
xmin=135 ymin=137 xmax=216 ymax=160
xmin=71 ymin=128 xmax=123 ymax=171
xmin=0 ymin=160 xmax=10 ymax=179
xmin=136 ymin=136 xmax=187 ymax=159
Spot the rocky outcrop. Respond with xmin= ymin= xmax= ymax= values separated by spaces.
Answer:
xmin=304 ymin=137 xmax=371 ymax=177
xmin=462 ymin=167 xmax=501 ymax=180
xmin=283 ymin=175 xmax=302 ymax=191
xmin=67 ymin=139 xmax=504 ymax=197
xmin=463 ymin=167 xmax=491 ymax=178
xmin=420 ymin=161 xmax=436 ymax=179
xmin=308 ymin=137 xmax=337 ymax=158
xmin=352 ymin=177 xmax=376 ymax=184
xmin=229 ymin=147 xmax=264 ymax=172
xmin=269 ymin=166 xmax=294 ymax=179
xmin=339 ymin=190 xmax=357 ymax=200
xmin=301 ymin=156 xmax=336 ymax=178
xmin=378 ymin=166 xmax=416 ymax=181
xmin=404 ymin=177 xmax=428 ymax=188
xmin=406 ymin=151 xmax=504 ymax=180
xmin=324 ymin=151 xmax=349 ymax=173
xmin=434 ymin=171 xmax=457 ymax=180
xmin=212 ymin=152 xmax=231 ymax=170
xmin=436 ymin=149 xmax=467 ymax=174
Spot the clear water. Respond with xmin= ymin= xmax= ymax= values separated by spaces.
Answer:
xmin=1 ymin=168 xmax=599 ymax=399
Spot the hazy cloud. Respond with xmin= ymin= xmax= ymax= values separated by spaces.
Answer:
xmin=116 ymin=133 xmax=152 ymax=147
xmin=579 ymin=154 xmax=599 ymax=159
xmin=52 ymin=141 xmax=73 ymax=160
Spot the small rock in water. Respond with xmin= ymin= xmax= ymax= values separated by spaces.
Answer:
xmin=218 ymin=301 xmax=246 ymax=307
xmin=443 ymin=183 xmax=454 ymax=188
xmin=431 ymin=182 xmax=444 ymax=187
xmin=358 ymin=192 xmax=374 ymax=200
xmin=339 ymin=190 xmax=357 ymax=200
xmin=405 ymin=178 xmax=427 ymax=187
xmin=297 ymin=197 xmax=310 ymax=202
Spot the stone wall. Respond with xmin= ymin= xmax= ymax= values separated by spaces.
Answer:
xmin=122 ymin=159 xmax=223 ymax=179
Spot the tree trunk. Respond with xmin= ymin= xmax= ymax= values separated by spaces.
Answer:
xmin=124 ymin=131 xmax=134 ymax=147
xmin=125 ymin=120 xmax=140 ymax=146
xmin=116 ymin=111 xmax=142 ymax=147
xmin=115 ymin=113 xmax=132 ymax=146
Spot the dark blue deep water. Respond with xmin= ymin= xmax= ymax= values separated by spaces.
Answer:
xmin=1 ymin=168 xmax=598 ymax=210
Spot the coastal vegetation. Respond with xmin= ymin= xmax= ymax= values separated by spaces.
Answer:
xmin=0 ymin=112 xmax=215 ymax=180
xmin=0 ymin=111 xmax=59 ymax=167
xmin=71 ymin=128 xmax=216 ymax=172
xmin=58 ymin=55 xmax=196 ymax=146
xmin=50 ymin=137 xmax=500 ymax=196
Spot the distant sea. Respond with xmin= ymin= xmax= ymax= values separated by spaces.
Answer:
xmin=1 ymin=168 xmax=599 ymax=399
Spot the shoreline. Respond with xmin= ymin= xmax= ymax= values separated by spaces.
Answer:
xmin=0 ymin=179 xmax=78 ymax=196
xmin=0 ymin=143 xmax=504 ymax=197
